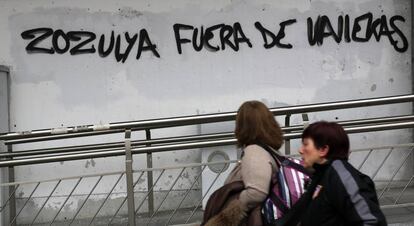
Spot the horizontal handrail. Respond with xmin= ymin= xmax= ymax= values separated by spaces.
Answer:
xmin=0 ymin=133 xmax=233 ymax=158
xmin=2 ymin=114 xmax=413 ymax=159
xmin=3 ymin=130 xmax=233 ymax=146
xmin=0 ymin=121 xmax=413 ymax=168
xmin=2 ymin=129 xmax=126 ymax=145
xmin=2 ymin=142 xmax=414 ymax=186
xmin=1 ymin=94 xmax=413 ymax=141
xmin=287 ymin=143 xmax=414 ymax=158
xmin=4 ymin=114 xmax=414 ymax=146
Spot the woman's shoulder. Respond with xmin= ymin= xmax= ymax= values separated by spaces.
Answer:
xmin=242 ymin=144 xmax=279 ymax=173
xmin=244 ymin=144 xmax=266 ymax=153
xmin=244 ymin=144 xmax=262 ymax=150
xmin=244 ymin=144 xmax=278 ymax=153
xmin=243 ymin=144 xmax=276 ymax=161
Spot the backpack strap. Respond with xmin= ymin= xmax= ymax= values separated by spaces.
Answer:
xmin=256 ymin=143 xmax=309 ymax=176
xmin=256 ymin=143 xmax=282 ymax=165
xmin=269 ymin=191 xmax=290 ymax=214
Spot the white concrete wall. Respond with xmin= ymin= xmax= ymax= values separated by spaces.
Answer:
xmin=0 ymin=0 xmax=412 ymax=224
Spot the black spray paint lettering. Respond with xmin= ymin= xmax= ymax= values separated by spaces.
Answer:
xmin=52 ymin=29 xmax=70 ymax=54
xmin=233 ymin=22 xmax=253 ymax=49
xmin=67 ymin=31 xmax=96 ymax=55
xmin=114 ymin=32 xmax=137 ymax=63
xmin=389 ymin=16 xmax=408 ymax=52
xmin=204 ymin=24 xmax=224 ymax=51
xmin=98 ymin=31 xmax=115 ymax=57
xmin=173 ymin=22 xmax=252 ymax=54
xmin=21 ymin=28 xmax=160 ymax=63
xmin=307 ymin=13 xmax=408 ymax=52
xmin=255 ymin=19 xmax=297 ymax=49
xmin=21 ymin=28 xmax=55 ymax=54
xmin=137 ymin=29 xmax=161 ymax=59
xmin=21 ymin=13 xmax=409 ymax=62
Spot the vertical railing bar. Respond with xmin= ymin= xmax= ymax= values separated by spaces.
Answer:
xmin=50 ymin=177 xmax=82 ymax=225
xmin=88 ymin=173 xmax=124 ymax=226
xmin=10 ymin=182 xmax=40 ymax=225
xmin=124 ymin=129 xmax=136 ymax=226
xmin=7 ymin=144 xmax=16 ymax=226
xmin=185 ymin=165 xmax=226 ymax=224
xmin=379 ymin=148 xmax=414 ymax=200
xmin=394 ymin=175 xmax=414 ymax=204
xmin=108 ymin=171 xmax=145 ymax=225
xmin=166 ymin=165 xmax=207 ymax=226
xmin=0 ymin=184 xmax=19 ymax=211
xmin=135 ymin=169 xmax=166 ymax=215
xmin=371 ymin=148 xmax=393 ymax=179
xmin=357 ymin=149 xmax=373 ymax=170
xmin=284 ymin=114 xmax=291 ymax=155
xmin=147 ymin=167 xmax=186 ymax=225
xmin=145 ymin=129 xmax=155 ymax=216
xmin=30 ymin=180 xmax=62 ymax=225
xmin=69 ymin=175 xmax=103 ymax=225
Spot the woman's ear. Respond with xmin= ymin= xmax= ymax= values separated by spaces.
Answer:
xmin=318 ymin=145 xmax=329 ymax=158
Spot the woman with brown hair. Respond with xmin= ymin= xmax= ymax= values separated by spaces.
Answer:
xmin=203 ymin=100 xmax=284 ymax=226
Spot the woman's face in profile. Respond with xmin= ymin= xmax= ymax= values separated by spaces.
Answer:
xmin=299 ymin=138 xmax=326 ymax=169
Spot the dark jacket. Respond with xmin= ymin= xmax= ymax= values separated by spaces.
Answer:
xmin=299 ymin=159 xmax=387 ymax=226
xmin=202 ymin=181 xmax=264 ymax=226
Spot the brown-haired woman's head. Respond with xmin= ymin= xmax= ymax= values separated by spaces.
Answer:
xmin=235 ymin=101 xmax=284 ymax=150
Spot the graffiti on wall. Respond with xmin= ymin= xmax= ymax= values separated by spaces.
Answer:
xmin=20 ymin=12 xmax=408 ymax=63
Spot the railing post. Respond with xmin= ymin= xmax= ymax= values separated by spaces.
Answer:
xmin=0 ymin=65 xmax=13 ymax=226
xmin=7 ymin=144 xmax=16 ymax=226
xmin=145 ymin=129 xmax=154 ymax=215
xmin=302 ymin=113 xmax=309 ymax=129
xmin=411 ymin=1 xmax=414 ymax=169
xmin=124 ymin=129 xmax=135 ymax=226
xmin=284 ymin=114 xmax=291 ymax=155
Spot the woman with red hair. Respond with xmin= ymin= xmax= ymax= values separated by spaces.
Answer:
xmin=296 ymin=121 xmax=387 ymax=226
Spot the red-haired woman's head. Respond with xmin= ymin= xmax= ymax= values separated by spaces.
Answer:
xmin=299 ymin=121 xmax=349 ymax=168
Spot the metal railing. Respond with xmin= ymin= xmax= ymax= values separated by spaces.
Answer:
xmin=1 ymin=94 xmax=413 ymax=142
xmin=0 ymin=94 xmax=413 ymax=225
xmin=0 ymin=144 xmax=413 ymax=225
xmin=0 ymin=121 xmax=413 ymax=168
xmin=0 ymin=160 xmax=238 ymax=225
